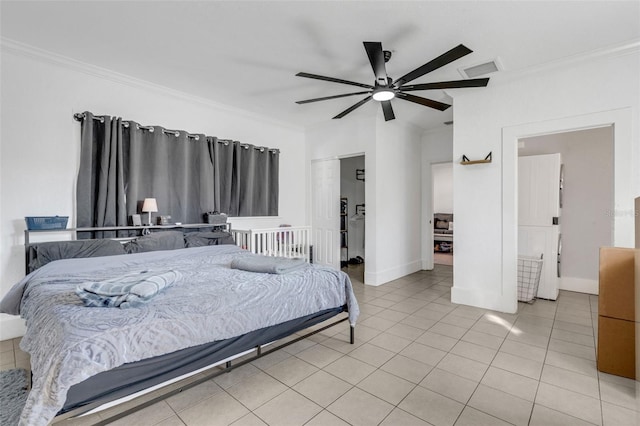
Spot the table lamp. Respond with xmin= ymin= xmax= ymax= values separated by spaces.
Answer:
xmin=142 ymin=198 xmax=158 ymax=225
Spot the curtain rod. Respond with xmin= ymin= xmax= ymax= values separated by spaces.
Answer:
xmin=73 ymin=113 xmax=279 ymax=153
xmin=73 ymin=113 xmax=200 ymax=139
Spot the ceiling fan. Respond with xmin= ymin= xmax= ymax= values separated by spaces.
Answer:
xmin=295 ymin=42 xmax=489 ymax=121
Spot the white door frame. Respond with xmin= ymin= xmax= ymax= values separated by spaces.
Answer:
xmin=422 ymin=161 xmax=455 ymax=270
xmin=421 ymin=162 xmax=434 ymax=270
xmin=423 ymin=161 xmax=454 ymax=270
xmin=502 ymin=108 xmax=634 ymax=308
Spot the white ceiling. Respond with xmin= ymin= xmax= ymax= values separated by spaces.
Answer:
xmin=2 ymin=1 xmax=639 ymax=130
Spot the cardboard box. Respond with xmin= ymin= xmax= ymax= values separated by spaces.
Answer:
xmin=598 ymin=246 xmax=636 ymax=379
xmin=597 ymin=315 xmax=635 ymax=379
xmin=599 ymin=247 xmax=635 ymax=322
xmin=636 ymin=197 xmax=640 ymax=382
xmin=636 ymin=250 xmax=640 ymax=382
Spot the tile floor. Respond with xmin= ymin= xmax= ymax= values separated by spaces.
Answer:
xmin=433 ymin=252 xmax=453 ymax=266
xmin=2 ymin=264 xmax=638 ymax=425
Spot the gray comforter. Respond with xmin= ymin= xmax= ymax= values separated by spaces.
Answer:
xmin=0 ymin=245 xmax=359 ymax=426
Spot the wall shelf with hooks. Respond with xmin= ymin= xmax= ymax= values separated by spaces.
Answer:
xmin=460 ymin=152 xmax=492 ymax=165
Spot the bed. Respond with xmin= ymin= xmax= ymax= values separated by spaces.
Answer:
xmin=0 ymin=230 xmax=359 ymax=425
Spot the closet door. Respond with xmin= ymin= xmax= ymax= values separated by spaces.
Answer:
xmin=311 ymin=159 xmax=341 ymax=269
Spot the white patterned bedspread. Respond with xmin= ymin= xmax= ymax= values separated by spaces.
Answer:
xmin=1 ymin=245 xmax=359 ymax=426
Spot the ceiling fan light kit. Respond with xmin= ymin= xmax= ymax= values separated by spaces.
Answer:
xmin=372 ymin=87 xmax=395 ymax=101
xmin=296 ymin=41 xmax=490 ymax=121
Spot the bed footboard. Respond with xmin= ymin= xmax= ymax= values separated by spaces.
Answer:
xmin=59 ymin=308 xmax=354 ymax=425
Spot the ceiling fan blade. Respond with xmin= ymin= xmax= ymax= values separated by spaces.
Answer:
xmin=333 ymin=96 xmax=373 ymax=119
xmin=381 ymin=101 xmax=395 ymax=121
xmin=296 ymin=91 xmax=371 ymax=104
xmin=296 ymin=72 xmax=373 ymax=89
xmin=400 ymin=77 xmax=489 ymax=91
xmin=363 ymin=41 xmax=388 ymax=85
xmin=396 ymin=92 xmax=451 ymax=111
xmin=394 ymin=44 xmax=473 ymax=87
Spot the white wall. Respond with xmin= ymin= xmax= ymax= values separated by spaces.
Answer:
xmin=306 ymin=114 xmax=423 ymax=286
xmin=0 ymin=46 xmax=307 ymax=339
xmin=340 ymin=156 xmax=365 ymax=260
xmin=452 ymin=48 xmax=639 ymax=313
xmin=432 ymin=162 xmax=453 ymax=214
xmin=374 ymin=119 xmax=423 ymax=284
xmin=421 ymin=127 xmax=454 ymax=270
xmin=520 ymin=126 xmax=614 ymax=293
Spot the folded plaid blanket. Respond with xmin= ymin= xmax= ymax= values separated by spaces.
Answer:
xmin=230 ymin=255 xmax=307 ymax=274
xmin=76 ymin=270 xmax=181 ymax=309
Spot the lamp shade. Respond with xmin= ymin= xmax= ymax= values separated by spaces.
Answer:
xmin=142 ymin=198 xmax=158 ymax=213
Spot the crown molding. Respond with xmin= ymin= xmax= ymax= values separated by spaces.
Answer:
xmin=491 ymin=38 xmax=640 ymax=85
xmin=0 ymin=37 xmax=304 ymax=132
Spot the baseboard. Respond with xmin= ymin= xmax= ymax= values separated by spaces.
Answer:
xmin=0 ymin=315 xmax=25 ymax=340
xmin=421 ymin=259 xmax=434 ymax=271
xmin=364 ymin=259 xmax=422 ymax=286
xmin=559 ymin=276 xmax=599 ymax=295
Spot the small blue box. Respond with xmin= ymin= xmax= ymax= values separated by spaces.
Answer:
xmin=25 ymin=216 xmax=69 ymax=230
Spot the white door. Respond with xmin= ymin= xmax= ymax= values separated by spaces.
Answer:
xmin=518 ymin=154 xmax=561 ymax=226
xmin=518 ymin=153 xmax=562 ymax=300
xmin=311 ymin=159 xmax=341 ymax=269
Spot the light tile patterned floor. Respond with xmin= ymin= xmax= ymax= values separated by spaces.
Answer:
xmin=2 ymin=264 xmax=638 ymax=425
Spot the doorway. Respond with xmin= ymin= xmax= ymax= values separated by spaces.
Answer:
xmin=517 ymin=126 xmax=614 ymax=296
xmin=491 ymin=108 xmax=633 ymax=313
xmin=340 ymin=155 xmax=365 ymax=282
xmin=432 ymin=162 xmax=453 ymax=266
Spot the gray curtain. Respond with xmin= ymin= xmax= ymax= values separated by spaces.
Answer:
xmin=76 ymin=112 xmax=279 ymax=231
xmin=76 ymin=112 xmax=127 ymax=237
xmin=232 ymin=143 xmax=279 ymax=216
xmin=265 ymin=147 xmax=279 ymax=216
xmin=209 ymin=138 xmax=278 ymax=216
xmin=125 ymin=123 xmax=214 ymax=224
xmin=209 ymin=137 xmax=235 ymax=215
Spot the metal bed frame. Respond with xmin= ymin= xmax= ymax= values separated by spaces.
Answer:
xmin=75 ymin=315 xmax=354 ymax=425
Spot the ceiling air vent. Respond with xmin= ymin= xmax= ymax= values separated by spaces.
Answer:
xmin=459 ymin=58 xmax=503 ymax=79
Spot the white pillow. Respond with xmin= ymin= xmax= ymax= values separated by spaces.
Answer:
xmin=448 ymin=222 xmax=454 ymax=231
